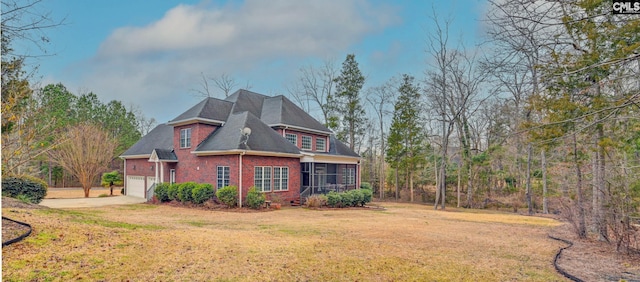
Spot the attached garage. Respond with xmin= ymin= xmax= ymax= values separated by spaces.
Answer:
xmin=126 ymin=175 xmax=146 ymax=198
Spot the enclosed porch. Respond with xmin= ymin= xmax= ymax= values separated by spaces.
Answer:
xmin=300 ymin=162 xmax=358 ymax=198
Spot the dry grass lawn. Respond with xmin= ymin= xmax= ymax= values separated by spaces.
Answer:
xmin=2 ymin=202 xmax=566 ymax=281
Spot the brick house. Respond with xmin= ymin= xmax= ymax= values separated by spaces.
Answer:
xmin=120 ymin=89 xmax=361 ymax=206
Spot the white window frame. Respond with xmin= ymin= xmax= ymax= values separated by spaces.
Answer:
xmin=217 ymin=166 xmax=230 ymax=189
xmin=180 ymin=128 xmax=191 ymax=148
xmin=285 ymin=133 xmax=297 ymax=145
xmin=301 ymin=135 xmax=312 ymax=150
xmin=254 ymin=166 xmax=272 ymax=192
xmin=273 ymin=166 xmax=289 ymax=191
xmin=315 ymin=137 xmax=326 ymax=152
xmin=170 ymin=169 xmax=176 ymax=184
xmin=343 ymin=167 xmax=355 ymax=185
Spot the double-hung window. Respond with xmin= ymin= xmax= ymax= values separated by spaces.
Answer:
xmin=301 ymin=135 xmax=312 ymax=150
xmin=217 ymin=166 xmax=230 ymax=189
xmin=315 ymin=137 xmax=326 ymax=152
xmin=343 ymin=167 xmax=355 ymax=185
xmin=285 ymin=133 xmax=297 ymax=145
xmin=254 ymin=166 xmax=272 ymax=192
xmin=180 ymin=128 xmax=191 ymax=148
xmin=273 ymin=167 xmax=289 ymax=191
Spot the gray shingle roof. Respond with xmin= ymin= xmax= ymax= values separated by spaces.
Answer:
xmin=169 ymin=97 xmax=232 ymax=124
xmin=261 ymin=95 xmax=332 ymax=134
xmin=122 ymin=89 xmax=359 ymax=159
xmin=225 ymin=89 xmax=267 ymax=117
xmin=196 ymin=111 xmax=300 ymax=154
xmin=121 ymin=124 xmax=173 ymax=157
xmin=327 ymin=135 xmax=360 ymax=157
xmin=153 ymin=148 xmax=178 ymax=161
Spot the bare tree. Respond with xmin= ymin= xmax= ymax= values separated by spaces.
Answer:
xmin=287 ymin=59 xmax=338 ymax=127
xmin=50 ymin=123 xmax=118 ymax=197
xmin=212 ymin=73 xmax=238 ymax=97
xmin=366 ymin=77 xmax=398 ymax=199
xmin=191 ymin=72 xmax=251 ymax=98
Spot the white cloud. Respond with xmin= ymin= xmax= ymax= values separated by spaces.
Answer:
xmin=78 ymin=0 xmax=398 ymax=122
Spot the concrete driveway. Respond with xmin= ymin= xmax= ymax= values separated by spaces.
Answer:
xmin=40 ymin=196 xmax=147 ymax=209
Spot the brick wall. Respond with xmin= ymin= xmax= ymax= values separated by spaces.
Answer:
xmin=172 ymin=153 xmax=302 ymax=204
xmin=124 ymin=158 xmax=155 ymax=178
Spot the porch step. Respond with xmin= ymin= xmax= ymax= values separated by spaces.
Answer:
xmin=290 ymin=197 xmax=303 ymax=206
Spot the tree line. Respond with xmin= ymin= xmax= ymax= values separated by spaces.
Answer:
xmin=289 ymin=1 xmax=639 ymax=252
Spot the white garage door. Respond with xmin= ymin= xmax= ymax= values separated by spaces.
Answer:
xmin=127 ymin=176 xmax=146 ymax=198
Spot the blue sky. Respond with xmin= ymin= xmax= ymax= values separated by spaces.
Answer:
xmin=32 ymin=0 xmax=487 ymax=124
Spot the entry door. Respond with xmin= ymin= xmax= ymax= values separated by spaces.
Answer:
xmin=315 ymin=165 xmax=327 ymax=193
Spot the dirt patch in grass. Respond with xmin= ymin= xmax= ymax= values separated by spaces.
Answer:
xmin=45 ymin=187 xmax=122 ymax=199
xmin=550 ymin=224 xmax=640 ymax=281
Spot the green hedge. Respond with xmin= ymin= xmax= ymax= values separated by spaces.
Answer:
xmin=216 ymin=185 xmax=238 ymax=208
xmin=178 ymin=182 xmax=197 ymax=203
xmin=245 ymin=186 xmax=265 ymax=209
xmin=192 ymin=183 xmax=214 ymax=204
xmin=154 ymin=182 xmax=171 ymax=202
xmin=325 ymin=189 xmax=372 ymax=208
xmin=167 ymin=183 xmax=180 ymax=201
xmin=2 ymin=176 xmax=48 ymax=204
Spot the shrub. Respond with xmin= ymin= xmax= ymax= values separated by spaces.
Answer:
xmin=154 ymin=182 xmax=171 ymax=202
xmin=327 ymin=191 xmax=342 ymax=208
xmin=341 ymin=190 xmax=356 ymax=207
xmin=101 ymin=171 xmax=123 ymax=187
xmin=178 ymin=182 xmax=197 ymax=203
xmin=305 ymin=194 xmax=328 ymax=208
xmin=361 ymin=188 xmax=373 ymax=206
xmin=347 ymin=189 xmax=364 ymax=207
xmin=216 ymin=185 xmax=238 ymax=208
xmin=167 ymin=183 xmax=180 ymax=201
xmin=360 ymin=182 xmax=372 ymax=190
xmin=1 ymin=175 xmax=48 ymax=204
xmin=192 ymin=183 xmax=214 ymax=204
xmin=245 ymin=186 xmax=266 ymax=209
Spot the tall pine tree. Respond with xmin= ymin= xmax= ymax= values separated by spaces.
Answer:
xmin=330 ymin=54 xmax=366 ymax=150
xmin=386 ymin=74 xmax=427 ymax=202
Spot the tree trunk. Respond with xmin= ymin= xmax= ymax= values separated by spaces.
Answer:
xmin=542 ymin=150 xmax=548 ymax=214
xmin=457 ymin=159 xmax=461 ymax=208
xmin=597 ymin=126 xmax=609 ymax=242
xmin=573 ymin=135 xmax=587 ymax=239
xmin=395 ymin=167 xmax=399 ymax=201
xmin=526 ymin=143 xmax=533 ymax=215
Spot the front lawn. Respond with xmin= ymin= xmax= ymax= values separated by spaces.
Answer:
xmin=2 ymin=202 xmax=564 ymax=281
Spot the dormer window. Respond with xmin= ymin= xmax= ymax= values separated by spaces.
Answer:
xmin=180 ymin=128 xmax=191 ymax=148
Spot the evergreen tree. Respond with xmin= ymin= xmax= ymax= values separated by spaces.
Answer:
xmin=386 ymin=74 xmax=427 ymax=202
xmin=330 ymin=54 xmax=366 ymax=150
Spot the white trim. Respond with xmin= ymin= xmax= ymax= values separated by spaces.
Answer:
xmin=193 ymin=149 xmax=302 ymax=158
xmin=120 ymin=154 xmax=151 ymax=159
xmin=168 ymin=117 xmax=225 ymax=126
xmin=301 ymin=153 xmax=360 ymax=164
xmin=269 ymin=123 xmax=332 ymax=135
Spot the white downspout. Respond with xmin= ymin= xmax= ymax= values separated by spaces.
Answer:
xmin=160 ymin=162 xmax=164 ymax=183
xmin=124 ymin=159 xmax=127 ymax=195
xmin=239 ymin=151 xmax=246 ymax=208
